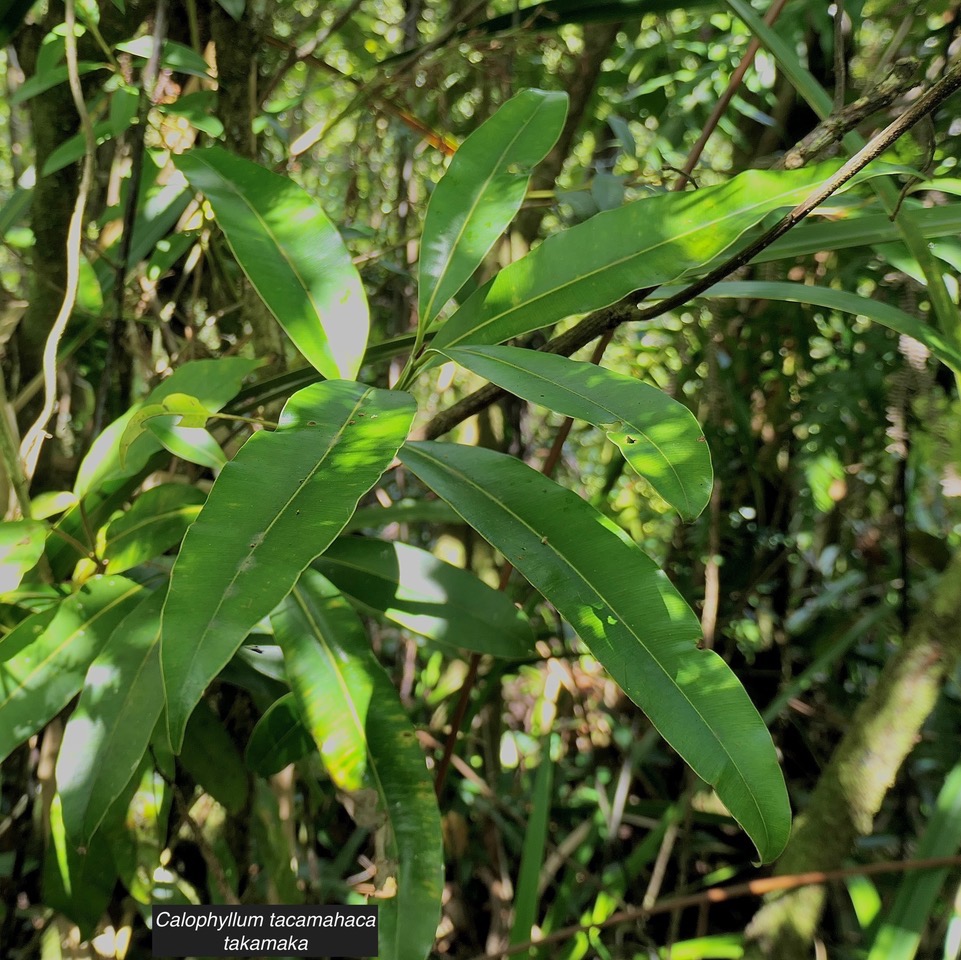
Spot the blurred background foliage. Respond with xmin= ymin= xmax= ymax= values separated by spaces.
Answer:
xmin=2 ymin=0 xmax=961 ymax=958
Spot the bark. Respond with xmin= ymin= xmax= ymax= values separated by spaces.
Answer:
xmin=743 ymin=549 xmax=961 ymax=959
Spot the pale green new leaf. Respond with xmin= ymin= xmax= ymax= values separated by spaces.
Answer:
xmin=174 ymin=147 xmax=369 ymax=380
xmin=400 ymin=441 xmax=789 ymax=863
xmin=75 ymin=357 xmax=261 ymax=497
xmin=161 ymin=380 xmax=416 ymax=751
xmin=442 ymin=345 xmax=712 ymax=519
xmin=0 ymin=576 xmax=143 ymax=763
xmin=0 ymin=520 xmax=47 ymax=592
xmin=274 ymin=570 xmax=442 ymax=960
xmin=431 ymin=161 xmax=900 ymax=352
xmin=419 ymin=89 xmax=568 ymax=326
xmin=57 ymin=590 xmax=164 ymax=846
xmin=119 ymin=392 xmax=214 ymax=467
xmin=314 ymin=536 xmax=534 ymax=657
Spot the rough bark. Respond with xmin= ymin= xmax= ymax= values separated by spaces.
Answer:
xmin=743 ymin=549 xmax=961 ymax=959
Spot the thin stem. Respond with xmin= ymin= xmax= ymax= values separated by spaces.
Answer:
xmin=19 ymin=0 xmax=97 ymax=482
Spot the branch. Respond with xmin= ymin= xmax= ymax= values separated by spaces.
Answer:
xmin=471 ymin=854 xmax=961 ymax=960
xmin=422 ymin=55 xmax=961 ymax=441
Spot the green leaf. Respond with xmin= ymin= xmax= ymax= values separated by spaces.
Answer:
xmin=442 ymin=345 xmax=712 ymax=519
xmin=115 ymin=37 xmax=212 ymax=78
xmin=44 ymin=795 xmax=117 ymax=939
xmin=161 ymin=380 xmax=416 ymax=752
xmin=0 ymin=576 xmax=143 ymax=764
xmin=0 ymin=519 xmax=48 ymax=592
xmin=430 ymin=162 xmax=899 ymax=352
xmin=274 ymin=570 xmax=442 ymax=960
xmin=418 ymin=89 xmax=568 ymax=326
xmin=162 ymin=91 xmax=224 ymax=137
xmin=245 ymin=693 xmax=314 ymax=776
xmin=119 ymin=392 xmax=215 ymax=467
xmin=179 ymin=702 xmax=249 ymax=814
xmin=75 ymin=357 xmax=261 ymax=497
xmin=56 ymin=590 xmax=164 ymax=846
xmin=216 ymin=0 xmax=245 ymax=18
xmin=509 ymin=741 xmax=554 ymax=946
xmin=272 ymin=571 xmax=375 ymax=792
xmin=11 ymin=62 xmax=107 ymax=105
xmin=867 ymin=761 xmax=961 ymax=960
xmin=680 ymin=280 xmax=961 ymax=374
xmin=400 ymin=441 xmax=790 ymax=863
xmin=173 ymin=147 xmax=369 ymax=380
xmin=314 ymin=536 xmax=534 ymax=657
xmin=101 ymin=484 xmax=206 ymax=575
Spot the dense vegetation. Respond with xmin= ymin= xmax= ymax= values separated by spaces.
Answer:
xmin=2 ymin=1 xmax=961 ymax=958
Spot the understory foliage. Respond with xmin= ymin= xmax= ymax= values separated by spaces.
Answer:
xmin=1 ymin=2 xmax=961 ymax=959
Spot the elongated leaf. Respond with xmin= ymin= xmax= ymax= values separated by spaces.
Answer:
xmin=161 ymin=381 xmax=416 ymax=751
xmin=680 ymin=280 xmax=961 ymax=373
xmin=275 ymin=570 xmax=442 ymax=960
xmin=0 ymin=519 xmax=47 ymax=592
xmin=245 ymin=693 xmax=314 ymax=776
xmin=400 ymin=441 xmax=789 ymax=863
xmin=431 ymin=162 xmax=899 ymax=352
xmin=314 ymin=537 xmax=534 ymax=657
xmin=101 ymin=484 xmax=206 ymax=575
xmin=115 ymin=38 xmax=212 ymax=78
xmin=419 ymin=89 xmax=568 ymax=326
xmin=44 ymin=795 xmax=117 ymax=939
xmin=173 ymin=147 xmax=369 ymax=379
xmin=180 ymin=702 xmax=249 ymax=813
xmin=867 ymin=761 xmax=961 ymax=960
xmin=273 ymin=571 xmax=375 ymax=791
xmin=0 ymin=576 xmax=143 ymax=764
xmin=57 ymin=591 xmax=164 ymax=846
xmin=442 ymin=345 xmax=712 ymax=519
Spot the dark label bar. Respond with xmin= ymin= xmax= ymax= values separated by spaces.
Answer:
xmin=151 ymin=905 xmax=378 ymax=957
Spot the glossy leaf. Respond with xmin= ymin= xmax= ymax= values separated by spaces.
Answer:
xmin=161 ymin=380 xmax=416 ymax=751
xmin=0 ymin=576 xmax=143 ymax=764
xmin=245 ymin=693 xmax=314 ymax=776
xmin=431 ymin=162 xmax=899 ymax=352
xmin=315 ymin=536 xmax=534 ymax=657
xmin=400 ymin=441 xmax=790 ymax=863
xmin=0 ymin=519 xmax=47 ymax=592
xmin=274 ymin=570 xmax=443 ymax=960
xmin=442 ymin=345 xmax=712 ymax=519
xmin=173 ymin=147 xmax=369 ymax=380
xmin=115 ymin=37 xmax=212 ymax=78
xmin=272 ymin=571 xmax=375 ymax=792
xmin=100 ymin=483 xmax=206 ymax=575
xmin=57 ymin=590 xmax=164 ymax=846
xmin=683 ymin=280 xmax=961 ymax=374
xmin=419 ymin=89 xmax=568 ymax=326
xmin=119 ymin=392 xmax=215 ymax=466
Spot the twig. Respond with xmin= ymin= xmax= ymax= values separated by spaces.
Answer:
xmin=676 ymin=0 xmax=790 ymax=187
xmin=471 ymin=854 xmax=961 ymax=960
xmin=18 ymin=0 xmax=96 ymax=481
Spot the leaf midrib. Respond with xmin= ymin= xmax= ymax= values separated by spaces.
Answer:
xmin=449 ymin=348 xmax=695 ymax=515
xmin=408 ymin=445 xmax=769 ymax=852
xmin=440 ymin=176 xmax=828 ymax=349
